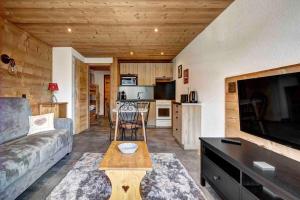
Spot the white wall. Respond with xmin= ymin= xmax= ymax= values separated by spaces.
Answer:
xmin=52 ymin=47 xmax=113 ymax=130
xmin=173 ymin=0 xmax=300 ymax=137
xmin=93 ymin=70 xmax=110 ymax=115
xmin=52 ymin=47 xmax=73 ymax=119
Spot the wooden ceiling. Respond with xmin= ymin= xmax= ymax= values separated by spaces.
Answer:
xmin=0 ymin=0 xmax=233 ymax=60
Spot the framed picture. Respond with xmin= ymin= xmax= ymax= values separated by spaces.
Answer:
xmin=183 ymin=69 xmax=189 ymax=84
xmin=228 ymin=82 xmax=236 ymax=93
xmin=178 ymin=65 xmax=182 ymax=78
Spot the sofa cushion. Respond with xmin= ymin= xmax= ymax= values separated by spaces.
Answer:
xmin=0 ymin=97 xmax=31 ymax=144
xmin=0 ymin=129 xmax=69 ymax=190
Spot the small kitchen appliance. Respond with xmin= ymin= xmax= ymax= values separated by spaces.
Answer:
xmin=121 ymin=75 xmax=138 ymax=86
xmin=189 ymin=91 xmax=198 ymax=103
xmin=120 ymin=91 xmax=127 ymax=100
xmin=156 ymin=100 xmax=172 ymax=127
xmin=181 ymin=94 xmax=189 ymax=103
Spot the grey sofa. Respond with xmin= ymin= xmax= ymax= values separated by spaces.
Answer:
xmin=0 ymin=97 xmax=73 ymax=200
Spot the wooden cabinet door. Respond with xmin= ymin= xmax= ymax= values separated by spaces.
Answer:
xmin=155 ymin=63 xmax=164 ymax=78
xmin=120 ymin=63 xmax=138 ymax=75
xmin=129 ymin=63 xmax=138 ymax=75
xmin=120 ymin=63 xmax=126 ymax=74
xmin=39 ymin=104 xmax=58 ymax=118
xmin=121 ymin=63 xmax=171 ymax=85
xmin=166 ymin=63 xmax=173 ymax=78
xmin=138 ymin=63 xmax=146 ymax=85
xmin=75 ymin=59 xmax=88 ymax=134
xmin=147 ymin=64 xmax=156 ymax=85
xmin=155 ymin=63 xmax=173 ymax=78
xmin=140 ymin=63 xmax=155 ymax=85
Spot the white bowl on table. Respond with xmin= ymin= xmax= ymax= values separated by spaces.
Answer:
xmin=118 ymin=143 xmax=138 ymax=154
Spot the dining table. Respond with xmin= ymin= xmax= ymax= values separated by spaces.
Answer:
xmin=112 ymin=107 xmax=148 ymax=142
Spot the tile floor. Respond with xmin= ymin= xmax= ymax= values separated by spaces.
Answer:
xmin=17 ymin=118 xmax=219 ymax=200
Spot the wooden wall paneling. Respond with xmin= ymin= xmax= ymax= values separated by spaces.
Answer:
xmin=0 ymin=17 xmax=52 ymax=115
xmin=225 ymin=63 xmax=300 ymax=162
xmin=110 ymin=57 xmax=119 ymax=117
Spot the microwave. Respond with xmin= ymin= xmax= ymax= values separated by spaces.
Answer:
xmin=121 ymin=75 xmax=138 ymax=86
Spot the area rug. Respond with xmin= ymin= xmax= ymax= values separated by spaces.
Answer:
xmin=47 ymin=153 xmax=206 ymax=200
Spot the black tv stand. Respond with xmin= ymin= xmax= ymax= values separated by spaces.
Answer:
xmin=200 ymin=137 xmax=300 ymax=200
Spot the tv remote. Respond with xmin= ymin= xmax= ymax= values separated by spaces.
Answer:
xmin=221 ymin=139 xmax=241 ymax=145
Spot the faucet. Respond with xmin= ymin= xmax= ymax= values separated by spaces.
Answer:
xmin=137 ymin=92 xmax=143 ymax=100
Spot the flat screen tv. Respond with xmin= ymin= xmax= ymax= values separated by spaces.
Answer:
xmin=237 ymin=72 xmax=300 ymax=149
xmin=154 ymin=81 xmax=176 ymax=100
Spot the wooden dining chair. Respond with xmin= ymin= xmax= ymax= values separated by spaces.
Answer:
xmin=118 ymin=101 xmax=141 ymax=140
xmin=106 ymin=103 xmax=115 ymax=142
xmin=139 ymin=102 xmax=151 ymax=126
xmin=137 ymin=102 xmax=150 ymax=141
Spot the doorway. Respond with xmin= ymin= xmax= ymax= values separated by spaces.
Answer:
xmin=104 ymin=75 xmax=110 ymax=117
xmin=88 ymin=65 xmax=110 ymax=126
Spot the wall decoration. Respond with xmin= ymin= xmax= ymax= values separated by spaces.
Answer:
xmin=228 ymin=82 xmax=236 ymax=93
xmin=183 ymin=69 xmax=189 ymax=84
xmin=178 ymin=65 xmax=182 ymax=78
xmin=1 ymin=54 xmax=17 ymax=75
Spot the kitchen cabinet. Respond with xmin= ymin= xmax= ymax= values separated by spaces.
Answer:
xmin=155 ymin=63 xmax=173 ymax=78
xmin=138 ymin=63 xmax=156 ymax=85
xmin=120 ymin=63 xmax=172 ymax=86
xmin=172 ymin=103 xmax=201 ymax=150
xmin=120 ymin=63 xmax=138 ymax=75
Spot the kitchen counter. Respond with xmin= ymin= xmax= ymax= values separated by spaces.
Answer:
xmin=182 ymin=102 xmax=202 ymax=106
xmin=173 ymin=102 xmax=202 ymax=106
xmin=117 ymin=99 xmax=156 ymax=102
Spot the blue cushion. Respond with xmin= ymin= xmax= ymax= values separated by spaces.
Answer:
xmin=0 ymin=98 xmax=31 ymax=144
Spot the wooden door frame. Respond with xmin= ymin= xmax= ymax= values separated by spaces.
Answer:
xmin=104 ymin=74 xmax=110 ymax=116
xmin=75 ymin=59 xmax=89 ymax=134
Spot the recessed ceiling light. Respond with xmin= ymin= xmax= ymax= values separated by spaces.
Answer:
xmin=67 ymin=28 xmax=72 ymax=32
xmin=130 ymin=51 xmax=134 ymax=55
xmin=160 ymin=52 xmax=164 ymax=55
xmin=154 ymin=28 xmax=158 ymax=32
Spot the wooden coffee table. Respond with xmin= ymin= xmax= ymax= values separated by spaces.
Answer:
xmin=99 ymin=141 xmax=152 ymax=200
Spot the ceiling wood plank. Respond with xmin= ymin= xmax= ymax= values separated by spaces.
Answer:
xmin=1 ymin=0 xmax=233 ymax=59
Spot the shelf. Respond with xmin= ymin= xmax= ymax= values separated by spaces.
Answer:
xmin=242 ymin=173 xmax=283 ymax=200
xmin=200 ymin=138 xmax=300 ymax=200
xmin=203 ymin=146 xmax=240 ymax=182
